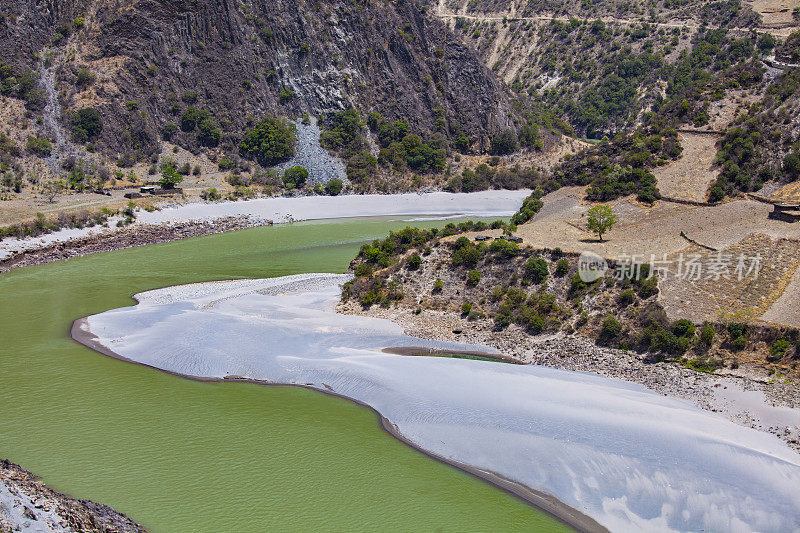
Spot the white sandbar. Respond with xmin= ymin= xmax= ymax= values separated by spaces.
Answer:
xmin=77 ymin=274 xmax=800 ymax=533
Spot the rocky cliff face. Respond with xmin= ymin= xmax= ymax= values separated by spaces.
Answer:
xmin=1 ymin=0 xmax=514 ymax=161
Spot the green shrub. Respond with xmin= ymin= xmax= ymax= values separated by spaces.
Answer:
xmin=638 ymin=277 xmax=658 ymax=299
xmin=181 ymin=107 xmax=201 ymax=131
xmin=569 ymin=273 xmax=588 ymax=295
xmin=451 ymin=242 xmax=482 ymax=267
xmin=159 ymin=160 xmax=183 ymax=189
xmin=555 ymin=258 xmax=569 ymax=277
xmin=218 ymin=157 xmax=235 ymax=171
xmin=700 ymin=323 xmax=715 ymax=345
xmin=650 ymin=328 xmax=689 ymax=355
xmin=240 ymin=116 xmax=297 ymax=166
xmin=325 ymin=178 xmax=343 ymax=196
xmin=730 ymin=336 xmax=747 ymax=351
xmin=75 ymin=67 xmax=95 ymax=86
xmin=524 ymin=313 xmax=545 ymax=334
xmin=784 ymin=153 xmax=800 ymax=178
xmin=360 ymin=290 xmax=380 ymax=307
xmin=600 ymin=315 xmax=622 ymax=341
xmin=354 ymin=263 xmax=374 ymax=277
xmin=346 ymin=151 xmax=377 ymax=182
xmin=708 ymin=185 xmax=725 ymax=203
xmin=637 ymin=186 xmax=661 ymax=204
xmin=461 ymin=302 xmax=473 ymax=316
xmin=491 ymin=129 xmax=519 ymax=155
xmin=279 ymin=89 xmax=295 ymax=104
xmin=684 ymin=358 xmax=722 ymax=373
xmin=510 ymin=189 xmax=544 ymax=225
xmin=200 ymin=187 xmax=221 ymax=201
xmin=26 ymin=136 xmax=52 ymax=157
xmin=282 ymin=166 xmax=308 ymax=188
xmin=407 ymin=254 xmax=422 ymax=270
xmin=161 ymin=121 xmax=178 ymax=140
xmin=387 ymin=279 xmax=403 ymax=301
xmin=618 ymin=289 xmax=636 ymax=306
xmin=727 ymin=322 xmax=747 ymax=339
xmin=671 ymin=319 xmax=696 ymax=338
xmin=319 ymin=109 xmax=362 ymax=152
xmin=467 ymin=269 xmax=481 ymax=286
xmin=432 ymin=278 xmax=444 ymax=293
xmin=525 ymin=257 xmax=548 ymax=284
xmin=71 ymin=108 xmax=102 ymax=141
xmin=494 ymin=305 xmax=513 ymax=329
xmin=769 ymin=339 xmax=790 ymax=361
xmin=489 ymin=238 xmax=519 ymax=258
xmin=198 ymin=117 xmax=222 ymax=147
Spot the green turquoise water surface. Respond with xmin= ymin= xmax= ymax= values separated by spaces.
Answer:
xmin=0 ymin=217 xmax=571 ymax=532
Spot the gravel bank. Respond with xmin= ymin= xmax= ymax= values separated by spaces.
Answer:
xmin=0 ymin=458 xmax=145 ymax=532
xmin=0 ymin=216 xmax=271 ymax=273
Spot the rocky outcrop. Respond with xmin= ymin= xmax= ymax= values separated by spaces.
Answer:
xmin=0 ymin=458 xmax=145 ymax=532
xmin=0 ymin=0 xmax=515 ymax=161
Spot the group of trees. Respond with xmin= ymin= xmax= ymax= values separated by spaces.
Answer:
xmin=709 ymin=67 xmax=800 ymax=201
xmin=71 ymin=108 xmax=102 ymax=144
xmin=368 ymin=113 xmax=447 ymax=174
xmin=179 ymin=107 xmax=222 ymax=147
xmin=0 ymin=62 xmax=46 ymax=112
xmin=239 ymin=116 xmax=296 ymax=166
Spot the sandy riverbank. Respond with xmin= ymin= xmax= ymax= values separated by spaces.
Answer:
xmin=70 ymin=316 xmax=604 ymax=533
xmin=340 ymin=302 xmax=800 ymax=451
xmin=0 ymin=458 xmax=145 ymax=532
xmin=72 ymin=274 xmax=800 ymax=532
xmin=0 ymin=190 xmax=529 ymax=270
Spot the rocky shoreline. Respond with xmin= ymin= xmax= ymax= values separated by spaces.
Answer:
xmin=0 ymin=216 xmax=272 ymax=274
xmin=0 ymin=459 xmax=145 ymax=532
xmin=339 ymin=301 xmax=800 ymax=451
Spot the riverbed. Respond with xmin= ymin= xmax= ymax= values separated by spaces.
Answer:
xmin=0 ymin=217 xmax=568 ymax=532
xmin=75 ymin=274 xmax=800 ymax=532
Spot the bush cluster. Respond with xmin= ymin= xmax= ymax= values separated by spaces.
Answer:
xmin=240 ymin=116 xmax=296 ymax=166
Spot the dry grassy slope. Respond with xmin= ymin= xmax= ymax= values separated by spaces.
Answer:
xmin=774 ymin=180 xmax=800 ymax=202
xmin=748 ymin=0 xmax=800 ymax=28
xmin=653 ymin=133 xmax=720 ymax=202
xmin=658 ymin=234 xmax=800 ymax=326
xmin=653 ymin=90 xmax=757 ymax=202
xmin=514 ymin=187 xmax=800 ymax=329
xmin=433 ymin=0 xmax=797 ymax=85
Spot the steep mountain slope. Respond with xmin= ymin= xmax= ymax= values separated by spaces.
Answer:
xmin=0 ymin=0 xmax=515 ymax=162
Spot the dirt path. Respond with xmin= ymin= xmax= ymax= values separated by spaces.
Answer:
xmin=436 ymin=10 xmax=799 ymax=37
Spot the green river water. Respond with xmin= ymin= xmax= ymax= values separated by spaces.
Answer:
xmin=0 ymin=217 xmax=571 ymax=532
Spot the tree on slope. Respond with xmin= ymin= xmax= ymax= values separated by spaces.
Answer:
xmin=586 ymin=204 xmax=616 ymax=242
